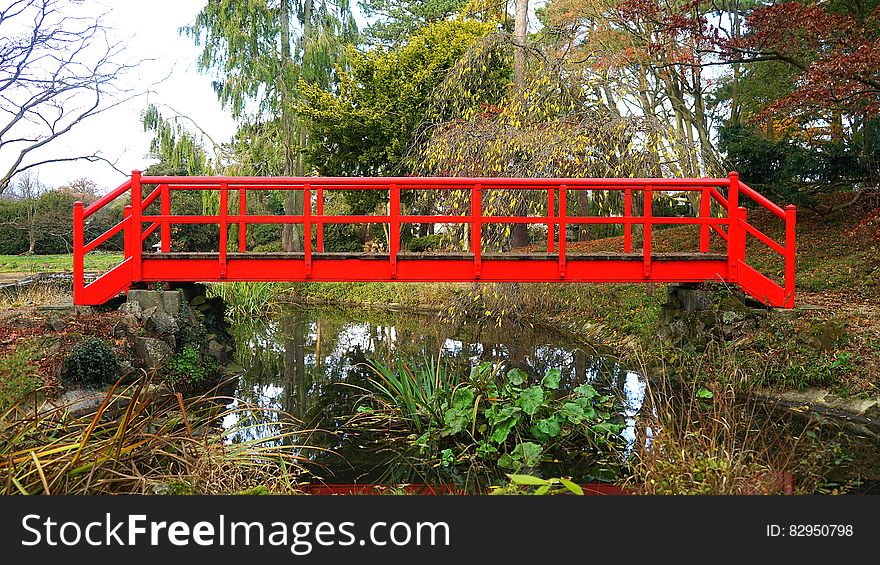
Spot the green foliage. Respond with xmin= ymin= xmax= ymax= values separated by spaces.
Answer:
xmin=354 ymin=359 xmax=626 ymax=485
xmin=718 ymin=123 xmax=872 ymax=207
xmin=0 ymin=342 xmax=43 ymax=410
xmin=301 ymin=19 xmax=499 ymax=178
xmin=162 ymin=345 xmax=215 ymax=390
xmin=490 ymin=474 xmax=585 ymax=495
xmin=63 ymin=338 xmax=118 ymax=389
xmin=360 ymin=0 xmax=468 ymax=45
xmin=407 ymin=233 xmax=444 ymax=252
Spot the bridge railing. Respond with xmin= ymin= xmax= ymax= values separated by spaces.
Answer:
xmin=73 ymin=172 xmax=796 ymax=307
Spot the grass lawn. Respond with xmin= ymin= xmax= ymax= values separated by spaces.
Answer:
xmin=0 ymin=252 xmax=123 ymax=274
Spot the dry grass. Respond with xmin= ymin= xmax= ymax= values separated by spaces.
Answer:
xmin=0 ymin=372 xmax=319 ymax=495
xmin=624 ymin=364 xmax=853 ymax=495
xmin=0 ymin=282 xmax=71 ymax=307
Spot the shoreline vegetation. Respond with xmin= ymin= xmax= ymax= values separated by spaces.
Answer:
xmin=1 ymin=206 xmax=878 ymax=494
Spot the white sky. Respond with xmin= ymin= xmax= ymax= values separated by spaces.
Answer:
xmin=17 ymin=0 xmax=239 ymax=192
xmin=13 ymin=0 xmax=542 ymax=194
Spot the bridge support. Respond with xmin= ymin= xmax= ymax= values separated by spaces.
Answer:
xmin=657 ymin=284 xmax=768 ymax=347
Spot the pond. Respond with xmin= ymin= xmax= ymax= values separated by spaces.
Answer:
xmin=221 ymin=304 xmax=646 ymax=489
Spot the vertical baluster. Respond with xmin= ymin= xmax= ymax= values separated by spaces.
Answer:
xmin=316 ymin=186 xmax=324 ymax=252
xmin=785 ymin=204 xmax=797 ymax=308
xmin=160 ymin=184 xmax=170 ymax=252
xmin=219 ymin=182 xmax=228 ymax=278
xmin=390 ymin=183 xmax=400 ymax=278
xmin=699 ymin=185 xmax=710 ymax=253
xmin=559 ymin=184 xmax=567 ymax=278
xmin=472 ymin=184 xmax=482 ymax=278
xmin=547 ymin=187 xmax=555 ymax=253
xmin=624 ymin=187 xmax=632 ymax=253
xmin=643 ymin=185 xmax=652 ymax=278
xmin=304 ymin=183 xmax=312 ymax=278
xmin=727 ymin=172 xmax=740 ymax=283
xmin=73 ymin=202 xmax=84 ymax=304
xmin=130 ymin=170 xmax=142 ymax=282
xmin=239 ymin=188 xmax=247 ymax=252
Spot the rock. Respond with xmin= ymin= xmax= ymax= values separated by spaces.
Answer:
xmin=160 ymin=291 xmax=182 ymax=316
xmin=144 ymin=310 xmax=179 ymax=336
xmin=207 ymin=339 xmax=226 ymax=361
xmin=45 ymin=314 xmax=66 ymax=332
xmin=127 ymin=289 xmax=163 ymax=312
xmin=190 ymin=294 xmax=206 ymax=307
xmin=718 ymin=296 xmax=749 ymax=314
xmin=118 ymin=300 xmax=143 ymax=319
xmin=132 ymin=337 xmax=173 ymax=369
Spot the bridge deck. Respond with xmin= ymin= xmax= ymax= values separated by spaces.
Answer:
xmin=146 ymin=251 xmax=728 ymax=261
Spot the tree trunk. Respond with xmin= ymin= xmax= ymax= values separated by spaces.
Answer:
xmin=510 ymin=0 xmax=529 ymax=249
xmin=578 ymin=189 xmax=590 ymax=242
xmin=281 ymin=0 xmax=304 ymax=252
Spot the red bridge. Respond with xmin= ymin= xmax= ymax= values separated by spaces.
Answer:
xmin=72 ymin=171 xmax=796 ymax=307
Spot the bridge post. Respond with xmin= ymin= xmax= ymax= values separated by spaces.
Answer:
xmin=547 ymin=187 xmax=555 ymax=253
xmin=390 ymin=183 xmax=400 ymax=278
xmin=727 ymin=172 xmax=740 ymax=283
xmin=239 ymin=188 xmax=247 ymax=252
xmin=160 ymin=184 xmax=171 ymax=252
xmin=785 ymin=204 xmax=797 ymax=308
xmin=316 ymin=187 xmax=324 ymax=252
xmin=304 ymin=183 xmax=312 ymax=278
xmin=643 ymin=185 xmax=652 ymax=278
xmin=558 ymin=184 xmax=566 ymax=278
xmin=73 ymin=201 xmax=84 ymax=304
xmin=219 ymin=182 xmax=228 ymax=278
xmin=624 ymin=188 xmax=632 ymax=253
xmin=472 ymin=184 xmax=481 ymax=278
xmin=130 ymin=170 xmax=142 ymax=282
xmin=699 ymin=185 xmax=710 ymax=253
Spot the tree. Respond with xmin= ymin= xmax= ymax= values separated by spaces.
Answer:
xmin=0 ymin=0 xmax=138 ymax=194
xmin=360 ymin=0 xmax=468 ymax=45
xmin=10 ymin=170 xmax=44 ymax=254
xmin=184 ymin=0 xmax=358 ymax=251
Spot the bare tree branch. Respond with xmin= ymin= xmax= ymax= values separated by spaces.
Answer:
xmin=0 ymin=0 xmax=147 ymax=194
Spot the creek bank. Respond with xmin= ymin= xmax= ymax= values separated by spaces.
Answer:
xmin=37 ymin=284 xmax=238 ymax=417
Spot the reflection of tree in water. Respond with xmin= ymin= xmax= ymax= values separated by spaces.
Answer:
xmin=225 ymin=305 xmax=642 ymax=481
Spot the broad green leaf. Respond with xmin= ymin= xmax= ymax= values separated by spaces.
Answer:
xmin=507 ymin=474 xmax=549 ymax=486
xmin=558 ymin=478 xmax=584 ymax=495
xmin=574 ymin=383 xmax=597 ymax=399
xmin=442 ymin=408 xmax=470 ymax=436
xmin=507 ymin=368 xmax=528 ymax=386
xmin=451 ymin=386 xmax=475 ymax=411
xmin=541 ymin=368 xmax=561 ymax=390
xmin=529 ymin=417 xmax=561 ymax=441
xmin=517 ymin=386 xmax=544 ymax=416
xmin=513 ymin=442 xmax=543 ymax=467
xmin=696 ymin=387 xmax=714 ymax=399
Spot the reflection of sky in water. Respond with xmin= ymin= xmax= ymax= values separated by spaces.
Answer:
xmin=224 ymin=313 xmax=647 ymax=454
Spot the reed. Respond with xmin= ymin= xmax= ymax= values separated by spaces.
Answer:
xmin=0 ymin=372 xmax=316 ymax=494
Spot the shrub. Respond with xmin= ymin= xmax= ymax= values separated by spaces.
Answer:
xmin=407 ymin=234 xmax=443 ymax=252
xmin=162 ymin=345 xmax=211 ymax=389
xmin=63 ymin=337 xmax=118 ymax=388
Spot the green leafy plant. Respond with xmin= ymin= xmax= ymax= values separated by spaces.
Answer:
xmin=63 ymin=337 xmax=117 ymax=388
xmin=344 ymin=359 xmax=626 ymax=488
xmin=491 ymin=474 xmax=585 ymax=495
xmin=0 ymin=342 xmax=43 ymax=410
xmin=163 ymin=345 xmax=211 ymax=389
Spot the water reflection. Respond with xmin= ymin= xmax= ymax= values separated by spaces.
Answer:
xmin=223 ymin=305 xmax=646 ymax=481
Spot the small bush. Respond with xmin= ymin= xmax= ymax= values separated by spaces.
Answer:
xmin=63 ymin=337 xmax=118 ymax=388
xmin=163 ymin=345 xmax=211 ymax=389
xmin=407 ymin=234 xmax=443 ymax=252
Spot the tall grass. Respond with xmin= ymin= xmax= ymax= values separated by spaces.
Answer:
xmin=206 ymin=282 xmax=289 ymax=319
xmin=624 ymin=373 xmax=852 ymax=494
xmin=0 ymin=282 xmax=71 ymax=306
xmin=0 ymin=373 xmax=316 ymax=494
